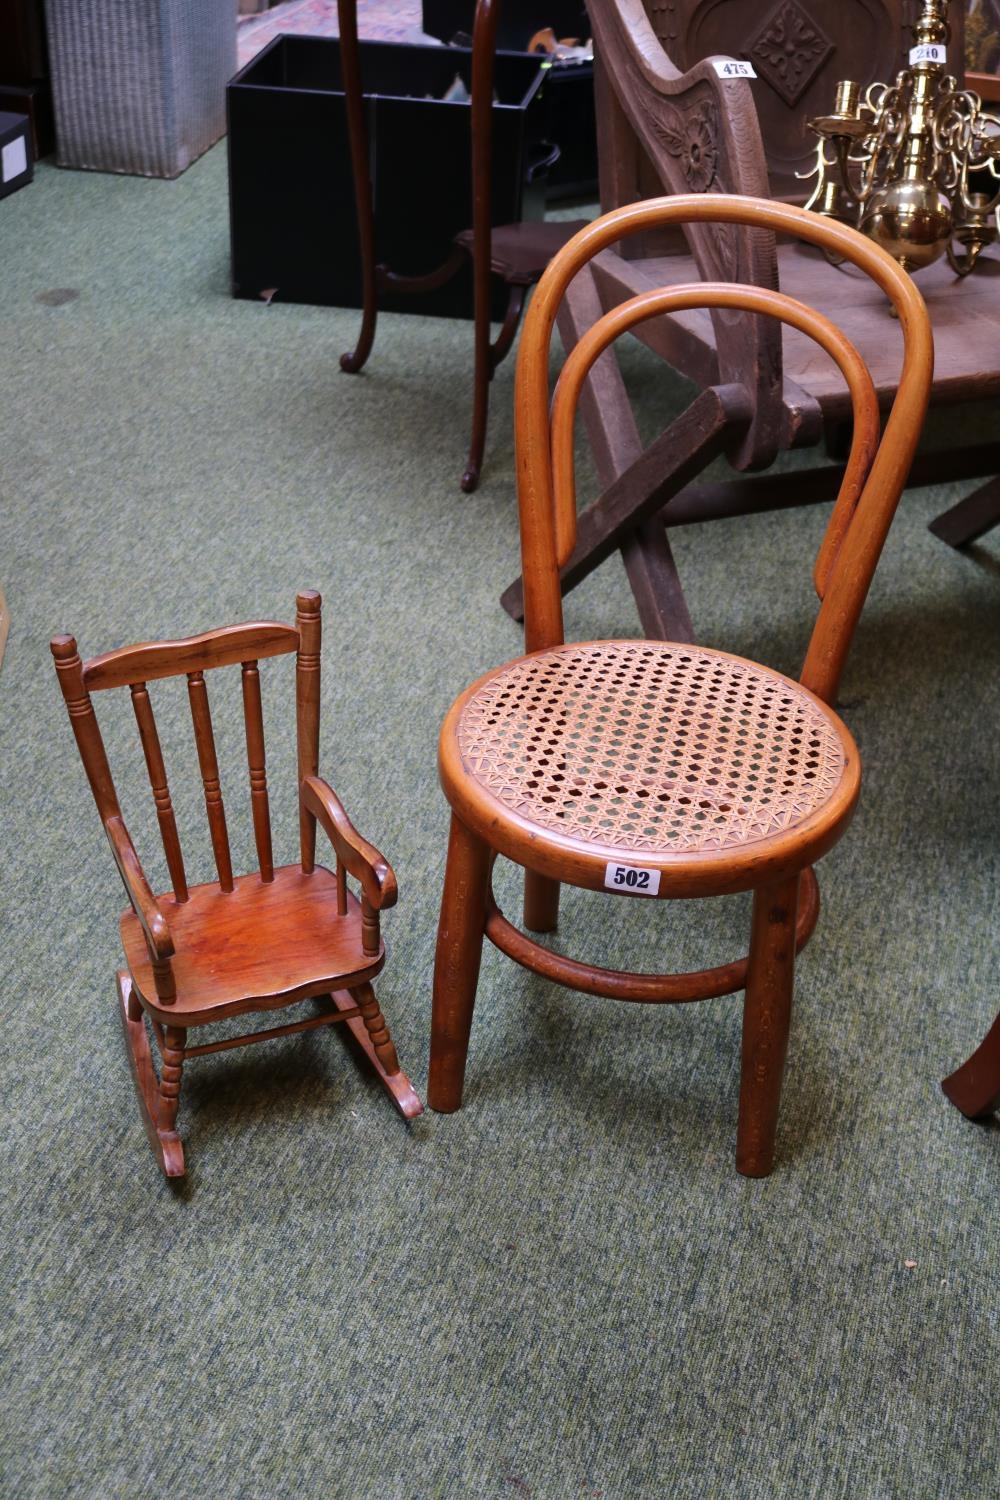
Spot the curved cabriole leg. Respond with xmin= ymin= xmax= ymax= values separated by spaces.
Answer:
xmin=459 ymin=0 xmax=500 ymax=494
xmin=337 ymin=0 xmax=378 ymax=374
xmin=117 ymin=972 xmax=185 ymax=1178
xmin=461 ymin=311 xmax=492 ymax=494
xmin=941 ymin=1010 xmax=1000 ymax=1119
xmin=461 ymin=286 xmax=528 ymax=493
xmin=429 ymin=813 xmax=492 ymax=1110
xmin=736 ymin=875 xmax=800 ymax=1178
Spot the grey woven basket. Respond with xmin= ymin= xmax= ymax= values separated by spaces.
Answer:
xmin=45 ymin=0 xmax=237 ymax=178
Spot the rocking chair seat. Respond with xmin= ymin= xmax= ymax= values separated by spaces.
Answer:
xmin=441 ymin=641 xmax=860 ymax=898
xmin=121 ymin=864 xmax=383 ymax=1025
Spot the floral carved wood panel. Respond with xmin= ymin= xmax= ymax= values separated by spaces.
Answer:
xmin=645 ymin=0 xmax=905 ymax=195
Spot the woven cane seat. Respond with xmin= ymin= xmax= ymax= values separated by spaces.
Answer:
xmin=446 ymin=641 xmax=858 ymax=877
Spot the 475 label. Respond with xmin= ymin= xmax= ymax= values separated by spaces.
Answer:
xmin=604 ymin=862 xmax=661 ymax=896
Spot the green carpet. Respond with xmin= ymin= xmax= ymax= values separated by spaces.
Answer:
xmin=1 ymin=148 xmax=997 ymax=1500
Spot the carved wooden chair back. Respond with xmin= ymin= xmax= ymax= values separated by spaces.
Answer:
xmin=641 ymin=1 xmax=966 ymax=201
xmin=515 ymin=194 xmax=934 ymax=703
xmin=588 ymin=0 xmax=785 ymax=468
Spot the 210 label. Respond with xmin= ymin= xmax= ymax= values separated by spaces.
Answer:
xmin=909 ymin=44 xmax=945 ymax=64
xmin=604 ymin=862 xmax=661 ymax=896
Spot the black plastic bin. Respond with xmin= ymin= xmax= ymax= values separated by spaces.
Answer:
xmin=421 ymin=0 xmax=596 ymax=197
xmin=227 ymin=34 xmax=552 ymax=316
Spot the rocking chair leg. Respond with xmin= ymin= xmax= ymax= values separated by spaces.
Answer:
xmin=159 ymin=1026 xmax=186 ymax=1135
xmin=736 ymin=875 xmax=799 ymax=1178
xmin=353 ymin=982 xmax=400 ymax=1076
xmin=331 ymin=989 xmax=423 ymax=1119
xmin=116 ymin=972 xmax=186 ymax=1178
xmin=429 ymin=813 xmax=492 ymax=1110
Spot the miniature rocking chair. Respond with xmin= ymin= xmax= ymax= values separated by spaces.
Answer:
xmin=52 ymin=590 xmax=421 ymax=1178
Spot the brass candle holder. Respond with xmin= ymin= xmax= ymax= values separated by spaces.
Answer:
xmin=803 ymin=0 xmax=1000 ymax=275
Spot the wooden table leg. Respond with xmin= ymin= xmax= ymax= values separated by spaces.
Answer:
xmin=928 ymin=475 xmax=1000 ymax=548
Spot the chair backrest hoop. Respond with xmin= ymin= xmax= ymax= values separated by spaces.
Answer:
xmin=514 ymin=194 xmax=934 ymax=702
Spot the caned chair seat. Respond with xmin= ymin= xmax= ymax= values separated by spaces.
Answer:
xmin=121 ymin=865 xmax=383 ymax=1025
xmin=443 ymin=641 xmax=859 ymax=896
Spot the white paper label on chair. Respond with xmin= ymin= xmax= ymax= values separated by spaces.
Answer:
xmin=604 ymin=862 xmax=661 ymax=896
xmin=909 ymin=44 xmax=945 ymax=64
xmin=713 ymin=60 xmax=757 ymax=79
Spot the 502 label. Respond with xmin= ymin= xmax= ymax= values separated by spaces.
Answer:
xmin=604 ymin=862 xmax=661 ymax=896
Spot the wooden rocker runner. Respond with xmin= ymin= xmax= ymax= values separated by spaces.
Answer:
xmin=52 ymin=590 xmax=421 ymax=1179
xmin=429 ymin=194 xmax=933 ymax=1176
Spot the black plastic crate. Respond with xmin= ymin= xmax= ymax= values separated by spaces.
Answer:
xmin=421 ymin=0 xmax=596 ymax=197
xmin=0 ymin=110 xmax=33 ymax=200
xmin=227 ymin=34 xmax=552 ymax=316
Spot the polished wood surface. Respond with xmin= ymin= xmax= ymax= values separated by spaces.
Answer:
xmin=53 ymin=590 xmax=421 ymax=1179
xmin=429 ymin=195 xmax=933 ymax=1176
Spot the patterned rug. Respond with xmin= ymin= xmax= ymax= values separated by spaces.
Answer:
xmin=237 ymin=0 xmax=432 ymax=67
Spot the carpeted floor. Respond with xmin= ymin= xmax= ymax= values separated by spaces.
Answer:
xmin=0 ymin=142 xmax=998 ymax=1499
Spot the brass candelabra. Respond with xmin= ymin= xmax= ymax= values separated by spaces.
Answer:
xmin=803 ymin=0 xmax=1000 ymax=275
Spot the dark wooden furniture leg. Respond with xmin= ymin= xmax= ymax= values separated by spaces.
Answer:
xmin=337 ymin=0 xmax=378 ymax=374
xmin=928 ymin=475 xmax=1000 ymax=548
xmin=460 ymin=0 xmax=502 ymax=493
xmin=428 ymin=814 xmax=492 ymax=1111
xmin=942 ymin=1009 xmax=1000 ymax=1119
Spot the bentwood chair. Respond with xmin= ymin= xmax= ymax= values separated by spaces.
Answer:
xmin=52 ymin=590 xmax=421 ymax=1179
xmin=429 ymin=195 xmax=933 ymax=1176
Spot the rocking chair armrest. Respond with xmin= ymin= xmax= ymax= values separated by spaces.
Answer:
xmin=300 ymin=775 xmax=398 ymax=911
xmin=103 ymin=816 xmax=175 ymax=961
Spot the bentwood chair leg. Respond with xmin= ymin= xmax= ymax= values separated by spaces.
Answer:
xmin=523 ymin=871 xmax=560 ymax=934
xmin=429 ymin=813 xmax=492 ymax=1110
xmin=736 ymin=875 xmax=799 ymax=1177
